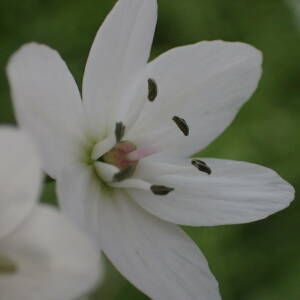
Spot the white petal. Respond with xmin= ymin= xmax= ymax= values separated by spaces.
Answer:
xmin=98 ymin=192 xmax=221 ymax=300
xmin=91 ymin=134 xmax=116 ymax=161
xmin=82 ymin=0 xmax=157 ymax=134
xmin=57 ymin=165 xmax=220 ymax=299
xmin=0 ymin=205 xmax=102 ymax=300
xmin=94 ymin=161 xmax=119 ymax=183
xmin=127 ymin=41 xmax=262 ymax=156
xmin=110 ymin=178 xmax=151 ymax=190
xmin=7 ymin=43 xmax=87 ymax=178
xmin=56 ymin=164 xmax=103 ymax=245
xmin=0 ymin=127 xmax=42 ymax=240
xmin=129 ymin=158 xmax=294 ymax=226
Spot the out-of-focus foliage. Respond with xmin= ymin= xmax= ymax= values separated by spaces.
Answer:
xmin=0 ymin=0 xmax=299 ymax=299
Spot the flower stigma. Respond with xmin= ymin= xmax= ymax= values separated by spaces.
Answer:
xmin=99 ymin=140 xmax=138 ymax=169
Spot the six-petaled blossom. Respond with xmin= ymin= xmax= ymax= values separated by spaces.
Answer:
xmin=0 ymin=127 xmax=102 ymax=300
xmin=7 ymin=0 xmax=295 ymax=299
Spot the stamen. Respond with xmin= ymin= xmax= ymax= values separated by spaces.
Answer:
xmin=113 ymin=165 xmax=136 ymax=182
xmin=148 ymin=78 xmax=158 ymax=101
xmin=126 ymin=146 xmax=157 ymax=161
xmin=172 ymin=116 xmax=189 ymax=136
xmin=115 ymin=122 xmax=125 ymax=143
xmin=151 ymin=185 xmax=174 ymax=195
xmin=191 ymin=159 xmax=212 ymax=175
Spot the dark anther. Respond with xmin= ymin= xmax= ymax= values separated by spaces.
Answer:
xmin=113 ymin=165 xmax=135 ymax=182
xmin=151 ymin=185 xmax=174 ymax=195
xmin=115 ymin=122 xmax=125 ymax=143
xmin=148 ymin=78 xmax=158 ymax=101
xmin=191 ymin=159 xmax=212 ymax=175
xmin=172 ymin=116 xmax=189 ymax=136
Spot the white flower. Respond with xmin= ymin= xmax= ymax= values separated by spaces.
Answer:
xmin=7 ymin=0 xmax=294 ymax=299
xmin=0 ymin=127 xmax=102 ymax=300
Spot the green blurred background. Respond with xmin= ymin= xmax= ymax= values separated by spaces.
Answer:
xmin=0 ymin=0 xmax=299 ymax=299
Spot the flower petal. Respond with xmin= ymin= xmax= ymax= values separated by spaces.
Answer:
xmin=7 ymin=43 xmax=87 ymax=178
xmin=129 ymin=158 xmax=294 ymax=226
xmin=56 ymin=164 xmax=102 ymax=244
xmin=0 ymin=127 xmax=41 ymax=240
xmin=57 ymin=165 xmax=220 ymax=299
xmin=0 ymin=205 xmax=102 ymax=300
xmin=127 ymin=41 xmax=262 ymax=156
xmin=98 ymin=192 xmax=220 ymax=300
xmin=82 ymin=0 xmax=157 ymax=134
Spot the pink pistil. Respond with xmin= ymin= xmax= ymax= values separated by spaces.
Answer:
xmin=126 ymin=146 xmax=158 ymax=161
xmin=101 ymin=141 xmax=157 ymax=170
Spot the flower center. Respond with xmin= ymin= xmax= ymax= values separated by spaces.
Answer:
xmin=88 ymin=121 xmax=159 ymax=184
xmin=0 ymin=255 xmax=18 ymax=274
xmin=97 ymin=139 xmax=157 ymax=182
xmin=90 ymin=79 xmax=212 ymax=194
xmin=100 ymin=141 xmax=138 ymax=169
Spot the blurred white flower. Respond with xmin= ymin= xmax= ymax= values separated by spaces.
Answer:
xmin=287 ymin=0 xmax=300 ymax=31
xmin=0 ymin=127 xmax=101 ymax=300
xmin=7 ymin=0 xmax=294 ymax=299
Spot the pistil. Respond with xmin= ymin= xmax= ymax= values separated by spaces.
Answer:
xmin=99 ymin=141 xmax=137 ymax=169
xmin=126 ymin=146 xmax=157 ymax=161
